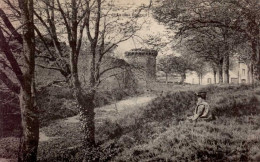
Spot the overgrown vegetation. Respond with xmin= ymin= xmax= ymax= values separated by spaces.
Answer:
xmin=35 ymin=85 xmax=260 ymax=161
xmin=1 ymin=85 xmax=259 ymax=161
xmin=111 ymin=85 xmax=260 ymax=161
xmin=37 ymin=85 xmax=140 ymax=127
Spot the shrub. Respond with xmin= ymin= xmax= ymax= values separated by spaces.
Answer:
xmin=37 ymin=86 xmax=78 ymax=127
xmin=197 ymin=85 xmax=259 ymax=117
xmin=211 ymin=92 xmax=258 ymax=117
xmin=38 ymin=140 xmax=123 ymax=162
xmin=141 ymin=91 xmax=197 ymax=123
xmin=199 ymin=84 xmax=254 ymax=95
xmin=96 ymin=120 xmax=123 ymax=143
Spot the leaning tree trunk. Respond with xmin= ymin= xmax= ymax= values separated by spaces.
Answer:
xmin=19 ymin=0 xmax=39 ymax=161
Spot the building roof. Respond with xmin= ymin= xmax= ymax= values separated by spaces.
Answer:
xmin=125 ymin=48 xmax=158 ymax=57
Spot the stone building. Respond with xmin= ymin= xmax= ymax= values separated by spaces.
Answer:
xmin=125 ymin=48 xmax=158 ymax=88
xmin=185 ymin=59 xmax=250 ymax=85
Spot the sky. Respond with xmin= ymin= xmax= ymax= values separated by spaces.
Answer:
xmin=0 ymin=0 xmax=173 ymax=58
xmin=112 ymin=0 xmax=172 ymax=58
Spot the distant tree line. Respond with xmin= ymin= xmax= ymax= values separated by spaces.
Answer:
xmin=153 ymin=0 xmax=260 ymax=84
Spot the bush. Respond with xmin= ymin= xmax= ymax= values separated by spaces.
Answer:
xmin=96 ymin=120 xmax=123 ymax=143
xmin=212 ymin=92 xmax=258 ymax=117
xmin=37 ymin=86 xmax=78 ymax=127
xmin=38 ymin=140 xmax=123 ymax=162
xmin=142 ymin=91 xmax=197 ymax=123
xmin=199 ymin=84 xmax=254 ymax=95
xmin=198 ymin=85 xmax=259 ymax=117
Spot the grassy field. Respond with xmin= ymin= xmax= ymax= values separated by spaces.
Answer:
xmin=110 ymin=85 xmax=260 ymax=162
xmin=1 ymin=84 xmax=260 ymax=161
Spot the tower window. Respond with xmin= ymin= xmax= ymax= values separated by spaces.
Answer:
xmin=242 ymin=69 xmax=245 ymax=76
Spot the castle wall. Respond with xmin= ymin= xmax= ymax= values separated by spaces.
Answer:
xmin=125 ymin=49 xmax=158 ymax=84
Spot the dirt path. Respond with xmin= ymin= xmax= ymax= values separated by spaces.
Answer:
xmin=39 ymin=95 xmax=156 ymax=142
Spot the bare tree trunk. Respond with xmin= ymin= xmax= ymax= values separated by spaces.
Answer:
xmin=78 ymin=91 xmax=95 ymax=151
xmin=251 ymin=63 xmax=255 ymax=84
xmin=165 ymin=73 xmax=168 ymax=84
xmin=70 ymin=60 xmax=96 ymax=160
xmin=251 ymin=39 xmax=257 ymax=84
xmin=213 ymin=70 xmax=217 ymax=84
xmin=256 ymin=60 xmax=260 ymax=82
xmin=180 ymin=73 xmax=186 ymax=84
xmin=256 ymin=40 xmax=260 ymax=82
xmin=218 ymin=58 xmax=223 ymax=84
xmin=247 ymin=63 xmax=251 ymax=84
xmin=19 ymin=88 xmax=39 ymax=162
xmin=69 ymin=36 xmax=95 ymax=150
xmin=79 ymin=65 xmax=96 ymax=161
xmin=223 ymin=54 xmax=229 ymax=84
xmin=250 ymin=30 xmax=260 ymax=84
xmin=19 ymin=0 xmax=39 ymax=161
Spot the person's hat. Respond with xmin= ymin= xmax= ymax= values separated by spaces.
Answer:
xmin=197 ymin=91 xmax=207 ymax=99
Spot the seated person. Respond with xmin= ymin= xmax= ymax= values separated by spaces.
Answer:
xmin=187 ymin=91 xmax=213 ymax=122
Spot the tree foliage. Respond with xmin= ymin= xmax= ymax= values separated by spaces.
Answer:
xmin=152 ymin=0 xmax=260 ymax=83
xmin=157 ymin=54 xmax=201 ymax=84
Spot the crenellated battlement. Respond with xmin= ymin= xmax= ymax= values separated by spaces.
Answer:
xmin=125 ymin=48 xmax=158 ymax=57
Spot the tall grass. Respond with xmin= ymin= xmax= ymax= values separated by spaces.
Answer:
xmin=36 ymin=86 xmax=140 ymax=127
xmin=110 ymin=85 xmax=260 ymax=161
xmin=35 ymin=84 xmax=260 ymax=161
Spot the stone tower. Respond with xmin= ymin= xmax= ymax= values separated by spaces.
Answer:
xmin=125 ymin=48 xmax=158 ymax=83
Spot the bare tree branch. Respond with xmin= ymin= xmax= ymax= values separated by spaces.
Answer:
xmin=0 ymin=69 xmax=20 ymax=94
xmin=0 ymin=27 xmax=24 ymax=87
xmin=0 ymin=8 xmax=23 ymax=44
